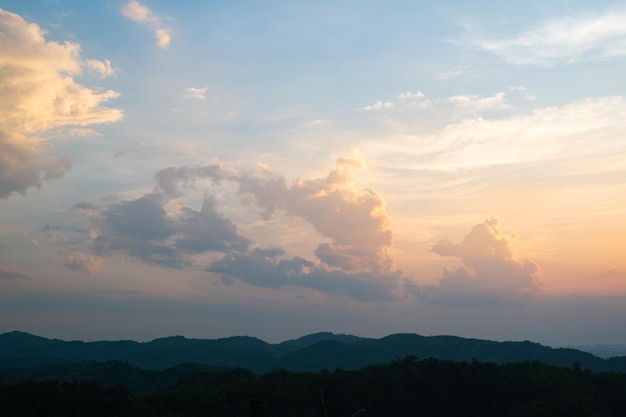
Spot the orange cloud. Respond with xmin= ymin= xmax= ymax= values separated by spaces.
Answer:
xmin=121 ymin=1 xmax=171 ymax=48
xmin=0 ymin=8 xmax=122 ymax=199
xmin=236 ymin=157 xmax=395 ymax=274
xmin=424 ymin=218 xmax=541 ymax=304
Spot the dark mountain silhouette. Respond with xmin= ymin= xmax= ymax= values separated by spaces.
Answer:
xmin=571 ymin=344 xmax=626 ymax=358
xmin=1 ymin=330 xmax=625 ymax=377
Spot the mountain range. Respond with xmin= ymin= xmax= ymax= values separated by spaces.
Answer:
xmin=2 ymin=330 xmax=626 ymax=377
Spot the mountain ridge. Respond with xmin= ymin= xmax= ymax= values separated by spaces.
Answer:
xmin=2 ymin=330 xmax=626 ymax=374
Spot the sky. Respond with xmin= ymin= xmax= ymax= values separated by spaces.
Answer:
xmin=1 ymin=0 xmax=626 ymax=347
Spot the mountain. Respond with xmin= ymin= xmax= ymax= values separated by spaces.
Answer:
xmin=1 ymin=330 xmax=625 ymax=375
xmin=570 ymin=344 xmax=626 ymax=358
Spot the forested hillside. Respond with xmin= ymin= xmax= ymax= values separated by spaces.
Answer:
xmin=1 ymin=357 xmax=625 ymax=417
xmin=2 ymin=331 xmax=626 ymax=374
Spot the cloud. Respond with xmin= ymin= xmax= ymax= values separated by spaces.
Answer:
xmin=361 ymin=95 xmax=626 ymax=175
xmin=362 ymin=91 xmax=426 ymax=111
xmin=421 ymin=218 xmax=541 ymax=304
xmin=121 ymin=1 xmax=171 ymax=48
xmin=206 ymin=247 xmax=400 ymax=301
xmin=0 ymin=9 xmax=122 ymax=133
xmin=435 ymin=66 xmax=470 ymax=80
xmin=0 ymin=9 xmax=122 ymax=199
xmin=0 ymin=264 xmax=33 ymax=286
xmin=235 ymin=156 xmax=395 ymax=274
xmin=174 ymin=196 xmax=251 ymax=253
xmin=464 ymin=6 xmax=626 ymax=66
xmin=72 ymin=202 xmax=99 ymax=211
xmin=104 ymin=193 xmax=175 ymax=241
xmin=90 ymin=193 xmax=187 ymax=268
xmin=43 ymin=223 xmax=84 ymax=245
xmin=155 ymin=164 xmax=224 ymax=197
xmin=361 ymin=90 xmax=509 ymax=117
xmin=0 ymin=129 xmax=72 ymax=199
xmin=509 ymin=86 xmax=536 ymax=101
xmin=88 ymin=192 xmax=250 ymax=268
xmin=85 ymin=59 xmax=116 ymax=78
xmin=70 ymin=158 xmax=405 ymax=301
xmin=62 ymin=250 xmax=103 ymax=274
xmin=184 ymin=86 xmax=209 ymax=100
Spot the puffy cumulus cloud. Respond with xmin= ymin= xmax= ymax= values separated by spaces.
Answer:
xmin=0 ymin=9 xmax=122 ymax=133
xmin=155 ymin=164 xmax=224 ymax=197
xmin=422 ymin=218 xmax=541 ymax=304
xmin=0 ymin=9 xmax=122 ymax=199
xmin=91 ymin=193 xmax=186 ymax=268
xmin=206 ymin=248 xmax=401 ymax=301
xmin=0 ymin=129 xmax=72 ymax=199
xmin=88 ymin=193 xmax=250 ymax=268
xmin=235 ymin=157 xmax=395 ymax=274
xmin=66 ymin=159 xmax=406 ymax=301
xmin=62 ymin=250 xmax=103 ymax=274
xmin=121 ymin=1 xmax=171 ymax=48
xmin=175 ymin=196 xmax=251 ymax=253
xmin=464 ymin=6 xmax=626 ymax=66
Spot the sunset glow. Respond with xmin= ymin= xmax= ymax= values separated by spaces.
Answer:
xmin=1 ymin=1 xmax=626 ymax=346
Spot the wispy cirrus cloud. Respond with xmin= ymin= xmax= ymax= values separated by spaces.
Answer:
xmin=361 ymin=90 xmax=509 ymax=115
xmin=435 ymin=66 xmax=471 ymax=80
xmin=463 ymin=6 xmax=626 ymax=66
xmin=121 ymin=1 xmax=171 ymax=48
xmin=359 ymin=95 xmax=626 ymax=175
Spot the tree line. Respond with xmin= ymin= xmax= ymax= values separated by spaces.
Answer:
xmin=1 ymin=357 xmax=625 ymax=416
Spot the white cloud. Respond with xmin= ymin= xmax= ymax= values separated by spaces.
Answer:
xmin=360 ymin=95 xmax=626 ymax=173
xmin=121 ymin=1 xmax=171 ymax=48
xmin=184 ymin=86 xmax=209 ymax=100
xmin=509 ymin=86 xmax=536 ymax=101
xmin=85 ymin=59 xmax=116 ymax=78
xmin=361 ymin=90 xmax=508 ymax=115
xmin=465 ymin=7 xmax=626 ymax=66
xmin=360 ymin=91 xmax=512 ymax=127
xmin=0 ymin=9 xmax=123 ymax=133
xmin=362 ymin=91 xmax=426 ymax=111
xmin=0 ymin=9 xmax=122 ymax=199
xmin=435 ymin=66 xmax=470 ymax=80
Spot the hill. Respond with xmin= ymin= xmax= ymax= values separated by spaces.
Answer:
xmin=1 ymin=330 xmax=626 ymax=376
